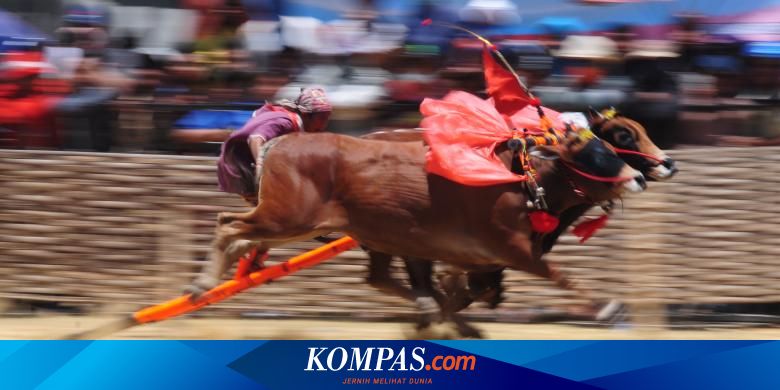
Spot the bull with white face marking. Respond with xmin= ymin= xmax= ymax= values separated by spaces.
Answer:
xmin=360 ymin=109 xmax=676 ymax=336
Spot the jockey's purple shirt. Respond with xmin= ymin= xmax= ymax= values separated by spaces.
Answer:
xmin=217 ymin=104 xmax=297 ymax=196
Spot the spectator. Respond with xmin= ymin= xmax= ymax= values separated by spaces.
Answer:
xmin=622 ymin=40 xmax=681 ymax=148
xmin=0 ymin=56 xmax=59 ymax=148
xmin=166 ymin=69 xmax=286 ymax=152
xmin=55 ymin=4 xmax=132 ymax=151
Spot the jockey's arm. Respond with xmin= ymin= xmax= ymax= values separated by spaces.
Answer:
xmin=169 ymin=128 xmax=233 ymax=144
xmin=248 ymin=135 xmax=266 ymax=161
xmin=244 ymin=117 xmax=295 ymax=160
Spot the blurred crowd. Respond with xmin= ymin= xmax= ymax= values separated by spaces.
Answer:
xmin=0 ymin=0 xmax=778 ymax=154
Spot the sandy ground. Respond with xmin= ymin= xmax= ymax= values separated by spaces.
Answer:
xmin=2 ymin=316 xmax=780 ymax=339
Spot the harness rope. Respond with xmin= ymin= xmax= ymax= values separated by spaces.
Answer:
xmin=612 ymin=147 xmax=665 ymax=164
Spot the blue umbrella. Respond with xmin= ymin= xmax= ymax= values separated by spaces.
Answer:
xmin=240 ymin=0 xmax=279 ymax=20
xmin=531 ymin=16 xmax=589 ymax=36
xmin=0 ymin=9 xmax=47 ymax=39
xmin=743 ymin=42 xmax=780 ymax=59
xmin=275 ymin=0 xmax=345 ymax=22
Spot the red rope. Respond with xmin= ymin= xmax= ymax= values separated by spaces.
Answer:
xmin=612 ymin=147 xmax=665 ymax=164
xmin=562 ymin=161 xmax=634 ymax=183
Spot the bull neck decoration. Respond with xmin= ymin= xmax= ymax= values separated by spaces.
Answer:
xmin=572 ymin=214 xmax=609 ymax=243
xmin=420 ymin=20 xmax=559 ymax=186
xmin=572 ymin=202 xmax=614 ymax=243
xmin=420 ymin=20 xmax=622 ymax=236
xmin=602 ymin=107 xmax=618 ymax=120
xmin=529 ymin=210 xmax=560 ymax=233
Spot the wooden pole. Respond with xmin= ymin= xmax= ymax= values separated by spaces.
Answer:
xmin=66 ymin=236 xmax=359 ymax=339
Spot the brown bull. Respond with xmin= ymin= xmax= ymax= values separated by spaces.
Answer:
xmin=360 ymin=112 xmax=677 ymax=335
xmin=186 ymin=130 xmax=645 ymax=317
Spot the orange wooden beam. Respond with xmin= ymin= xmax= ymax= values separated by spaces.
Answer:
xmin=133 ymin=236 xmax=358 ymax=324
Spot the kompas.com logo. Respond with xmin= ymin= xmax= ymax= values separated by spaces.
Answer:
xmin=304 ymin=347 xmax=477 ymax=372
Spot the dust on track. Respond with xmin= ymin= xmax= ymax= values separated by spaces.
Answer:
xmin=4 ymin=315 xmax=780 ymax=339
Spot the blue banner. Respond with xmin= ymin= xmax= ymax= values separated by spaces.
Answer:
xmin=1 ymin=340 xmax=779 ymax=389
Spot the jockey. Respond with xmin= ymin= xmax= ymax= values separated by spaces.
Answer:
xmin=217 ymin=87 xmax=332 ymax=204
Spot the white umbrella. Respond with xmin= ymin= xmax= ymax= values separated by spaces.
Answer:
xmin=458 ymin=0 xmax=520 ymax=25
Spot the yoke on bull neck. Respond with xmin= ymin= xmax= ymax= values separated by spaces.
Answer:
xmin=532 ymin=158 xmax=594 ymax=213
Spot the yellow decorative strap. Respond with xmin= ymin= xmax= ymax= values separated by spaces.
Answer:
xmin=577 ymin=128 xmax=596 ymax=142
xmin=602 ymin=107 xmax=618 ymax=120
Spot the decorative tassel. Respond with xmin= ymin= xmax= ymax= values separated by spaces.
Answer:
xmin=529 ymin=211 xmax=559 ymax=233
xmin=572 ymin=214 xmax=609 ymax=244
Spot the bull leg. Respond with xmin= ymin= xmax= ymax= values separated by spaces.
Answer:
xmin=441 ymin=296 xmax=483 ymax=338
xmin=430 ymin=268 xmax=506 ymax=338
xmin=469 ymin=269 xmax=505 ymax=309
xmin=551 ymin=263 xmax=625 ymax=322
xmin=516 ymin=257 xmax=616 ymax=321
xmin=186 ymin=238 xmax=265 ymax=297
xmin=443 ymin=269 xmax=505 ymax=313
xmin=550 ymin=269 xmax=622 ymax=322
xmin=185 ymin=207 xmax=324 ymax=298
xmin=437 ymin=268 xmax=508 ymax=337
xmin=366 ymin=250 xmax=417 ymax=302
xmin=405 ymin=258 xmax=442 ymax=303
xmin=435 ymin=270 xmax=485 ymax=339
xmin=403 ymin=257 xmax=447 ymax=329
xmin=395 ymin=259 xmax=484 ymax=339
xmin=365 ymin=251 xmax=441 ymax=327
xmin=365 ymin=251 xmax=450 ymax=330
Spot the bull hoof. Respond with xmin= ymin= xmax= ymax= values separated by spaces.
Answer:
xmin=406 ymin=322 xmax=458 ymax=340
xmin=454 ymin=322 xmax=483 ymax=339
xmin=183 ymin=278 xmax=218 ymax=301
xmin=475 ymin=287 xmax=504 ymax=310
xmin=595 ymin=300 xmax=625 ymax=322
xmin=182 ymin=284 xmax=206 ymax=301
xmin=451 ymin=314 xmax=484 ymax=339
xmin=414 ymin=297 xmax=440 ymax=329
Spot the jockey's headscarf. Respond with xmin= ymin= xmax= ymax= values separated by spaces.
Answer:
xmin=295 ymin=87 xmax=332 ymax=113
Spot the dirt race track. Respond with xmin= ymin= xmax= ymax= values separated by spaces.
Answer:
xmin=3 ymin=316 xmax=780 ymax=339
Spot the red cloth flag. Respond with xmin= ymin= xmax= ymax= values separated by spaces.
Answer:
xmin=482 ymin=47 xmax=531 ymax=117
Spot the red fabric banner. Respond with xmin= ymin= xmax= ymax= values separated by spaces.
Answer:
xmin=482 ymin=47 xmax=530 ymax=117
xmin=422 ymin=91 xmax=567 ymax=186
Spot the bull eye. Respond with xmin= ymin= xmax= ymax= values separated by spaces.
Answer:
xmin=616 ymin=131 xmax=633 ymax=145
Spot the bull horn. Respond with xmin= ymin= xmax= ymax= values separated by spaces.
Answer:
xmin=588 ymin=107 xmax=604 ymax=120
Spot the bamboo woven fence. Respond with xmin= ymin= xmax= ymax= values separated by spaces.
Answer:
xmin=1 ymin=147 xmax=778 ymax=319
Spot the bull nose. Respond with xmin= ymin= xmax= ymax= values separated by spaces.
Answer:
xmin=635 ymin=174 xmax=647 ymax=190
xmin=663 ymin=158 xmax=678 ymax=177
